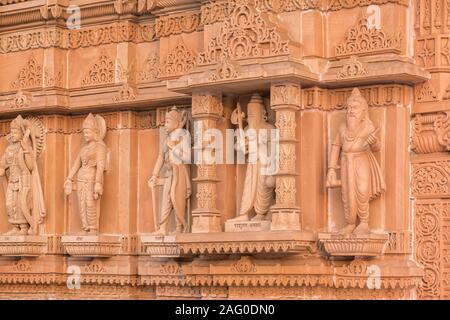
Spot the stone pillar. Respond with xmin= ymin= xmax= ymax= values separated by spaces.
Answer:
xmin=270 ymin=83 xmax=301 ymax=231
xmin=191 ymin=92 xmax=223 ymax=233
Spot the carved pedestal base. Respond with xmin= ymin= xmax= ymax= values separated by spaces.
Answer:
xmin=224 ymin=220 xmax=271 ymax=232
xmin=191 ymin=212 xmax=222 ymax=234
xmin=318 ymin=233 xmax=389 ymax=257
xmin=61 ymin=235 xmax=121 ymax=258
xmin=270 ymin=208 xmax=301 ymax=231
xmin=140 ymin=231 xmax=315 ymax=258
xmin=0 ymin=236 xmax=47 ymax=257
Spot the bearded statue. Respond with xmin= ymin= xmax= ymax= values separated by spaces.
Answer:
xmin=326 ymin=88 xmax=386 ymax=234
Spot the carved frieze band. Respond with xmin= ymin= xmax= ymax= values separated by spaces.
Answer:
xmin=415 ymin=0 xmax=450 ymax=34
xmin=203 ymin=0 xmax=408 ymax=17
xmin=0 ymin=109 xmax=184 ymax=137
xmin=302 ymin=85 xmax=408 ymax=111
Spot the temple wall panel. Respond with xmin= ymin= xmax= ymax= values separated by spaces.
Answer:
xmin=0 ymin=0 xmax=435 ymax=299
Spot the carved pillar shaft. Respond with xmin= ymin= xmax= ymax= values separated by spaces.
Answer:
xmin=270 ymin=83 xmax=301 ymax=231
xmin=191 ymin=92 xmax=223 ymax=233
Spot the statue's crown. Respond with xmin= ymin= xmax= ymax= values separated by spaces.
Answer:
xmin=247 ymin=93 xmax=264 ymax=115
xmin=82 ymin=113 xmax=98 ymax=131
xmin=10 ymin=115 xmax=25 ymax=130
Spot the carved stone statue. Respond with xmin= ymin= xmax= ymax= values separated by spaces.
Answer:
xmin=148 ymin=107 xmax=191 ymax=235
xmin=64 ymin=114 xmax=109 ymax=235
xmin=326 ymin=88 xmax=386 ymax=234
xmin=228 ymin=94 xmax=276 ymax=223
xmin=0 ymin=115 xmax=46 ymax=235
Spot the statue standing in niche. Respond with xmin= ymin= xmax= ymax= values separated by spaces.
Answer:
xmin=326 ymin=88 xmax=386 ymax=234
xmin=64 ymin=114 xmax=109 ymax=235
xmin=148 ymin=107 xmax=191 ymax=235
xmin=227 ymin=94 xmax=276 ymax=223
xmin=0 ymin=115 xmax=46 ymax=235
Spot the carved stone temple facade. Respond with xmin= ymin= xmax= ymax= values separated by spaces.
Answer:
xmin=0 ymin=0 xmax=446 ymax=300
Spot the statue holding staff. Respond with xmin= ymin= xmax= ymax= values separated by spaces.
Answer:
xmin=0 ymin=115 xmax=46 ymax=235
xmin=148 ymin=107 xmax=191 ymax=235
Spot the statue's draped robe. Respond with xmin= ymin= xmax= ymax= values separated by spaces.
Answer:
xmin=334 ymin=119 xmax=385 ymax=224
xmin=159 ymin=132 xmax=191 ymax=231
xmin=239 ymin=122 xmax=276 ymax=217
xmin=76 ymin=142 xmax=107 ymax=231
xmin=0 ymin=142 xmax=45 ymax=233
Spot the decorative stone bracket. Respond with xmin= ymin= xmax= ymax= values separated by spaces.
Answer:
xmin=0 ymin=236 xmax=48 ymax=257
xmin=140 ymin=231 xmax=316 ymax=258
xmin=318 ymin=233 xmax=389 ymax=258
xmin=61 ymin=235 xmax=122 ymax=258
xmin=411 ymin=111 xmax=450 ymax=154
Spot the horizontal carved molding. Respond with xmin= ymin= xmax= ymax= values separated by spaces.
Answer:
xmin=0 ymin=0 xmax=405 ymax=54
xmin=206 ymin=0 xmax=408 ymax=17
xmin=302 ymin=84 xmax=409 ymax=110
xmin=0 ymin=109 xmax=183 ymax=136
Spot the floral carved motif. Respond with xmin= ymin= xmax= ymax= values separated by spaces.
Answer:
xmin=209 ymin=58 xmax=240 ymax=81
xmin=43 ymin=68 xmax=63 ymax=87
xmin=138 ymin=53 xmax=159 ymax=82
xmin=336 ymin=56 xmax=369 ymax=79
xmin=231 ymin=257 xmax=257 ymax=273
xmin=82 ymin=53 xmax=115 ymax=87
xmin=196 ymin=183 xmax=217 ymax=209
xmin=11 ymin=56 xmax=43 ymax=89
xmin=414 ymin=202 xmax=442 ymax=298
xmin=275 ymin=177 xmax=296 ymax=206
xmin=416 ymin=81 xmax=438 ymax=102
xmin=198 ymin=0 xmax=290 ymax=66
xmin=335 ymin=14 xmax=402 ymax=57
xmin=191 ymin=94 xmax=223 ymax=117
xmin=411 ymin=112 xmax=450 ymax=154
xmin=416 ymin=37 xmax=436 ymax=68
xmin=158 ymin=41 xmax=196 ymax=79
xmin=411 ymin=162 xmax=450 ymax=197
xmin=155 ymin=13 xmax=201 ymax=38
xmin=201 ymin=0 xmax=229 ymax=24
xmin=7 ymin=90 xmax=32 ymax=109
xmin=113 ymin=84 xmax=137 ymax=103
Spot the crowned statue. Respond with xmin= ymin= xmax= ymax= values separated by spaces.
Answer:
xmin=227 ymin=94 xmax=276 ymax=224
xmin=64 ymin=113 xmax=110 ymax=235
xmin=0 ymin=115 xmax=46 ymax=235
xmin=326 ymin=88 xmax=386 ymax=234
xmin=148 ymin=107 xmax=191 ymax=235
